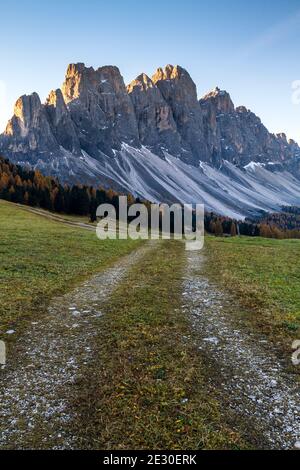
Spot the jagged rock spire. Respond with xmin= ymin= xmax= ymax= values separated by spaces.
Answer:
xmin=0 ymin=61 xmax=298 ymax=173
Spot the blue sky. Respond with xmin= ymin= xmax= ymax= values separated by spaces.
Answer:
xmin=1 ymin=0 xmax=300 ymax=142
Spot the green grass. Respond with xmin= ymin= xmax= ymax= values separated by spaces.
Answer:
xmin=73 ymin=240 xmax=246 ymax=450
xmin=205 ymin=235 xmax=300 ymax=344
xmin=2 ymin=200 xmax=297 ymax=448
xmin=0 ymin=200 xmax=141 ymax=336
xmin=17 ymin=205 xmax=97 ymax=225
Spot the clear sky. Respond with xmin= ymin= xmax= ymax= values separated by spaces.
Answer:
xmin=1 ymin=0 xmax=300 ymax=142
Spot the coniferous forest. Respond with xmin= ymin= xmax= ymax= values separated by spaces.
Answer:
xmin=0 ymin=155 xmax=300 ymax=239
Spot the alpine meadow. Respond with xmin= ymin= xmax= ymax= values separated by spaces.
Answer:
xmin=0 ymin=0 xmax=300 ymax=461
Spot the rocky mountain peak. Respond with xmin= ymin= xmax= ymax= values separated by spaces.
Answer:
xmin=4 ymin=92 xmax=47 ymax=139
xmin=127 ymin=71 xmax=180 ymax=154
xmin=150 ymin=64 xmax=204 ymax=163
xmin=9 ymin=92 xmax=42 ymax=130
xmin=127 ymin=73 xmax=154 ymax=93
xmin=236 ymin=105 xmax=248 ymax=114
xmin=45 ymin=89 xmax=80 ymax=155
xmin=198 ymin=87 xmax=300 ymax=166
xmin=62 ymin=63 xmax=127 ymax=104
xmin=200 ymin=87 xmax=235 ymax=114
xmin=46 ymin=88 xmax=65 ymax=108
xmin=152 ymin=64 xmax=197 ymax=104
xmin=45 ymin=89 xmax=69 ymax=126
xmin=62 ymin=63 xmax=88 ymax=103
xmin=2 ymin=91 xmax=57 ymax=154
xmin=152 ymin=64 xmax=188 ymax=82
xmin=0 ymin=60 xmax=299 ymax=186
xmin=61 ymin=62 xmax=139 ymax=156
xmin=276 ymin=132 xmax=287 ymax=142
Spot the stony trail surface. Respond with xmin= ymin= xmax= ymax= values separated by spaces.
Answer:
xmin=183 ymin=250 xmax=300 ymax=450
xmin=0 ymin=243 xmax=152 ymax=449
xmin=2 ymin=239 xmax=299 ymax=450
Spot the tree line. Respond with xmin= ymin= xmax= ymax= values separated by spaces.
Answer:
xmin=0 ymin=155 xmax=139 ymax=218
xmin=205 ymin=211 xmax=300 ymax=239
xmin=0 ymin=155 xmax=299 ymax=239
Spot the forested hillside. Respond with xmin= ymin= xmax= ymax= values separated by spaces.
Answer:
xmin=0 ymin=155 xmax=135 ymax=218
xmin=1 ymin=155 xmax=300 ymax=239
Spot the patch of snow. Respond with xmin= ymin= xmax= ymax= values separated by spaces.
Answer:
xmin=244 ymin=161 xmax=265 ymax=171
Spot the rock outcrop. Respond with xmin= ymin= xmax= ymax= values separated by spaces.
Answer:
xmin=45 ymin=89 xmax=81 ymax=155
xmin=2 ymin=92 xmax=58 ymax=159
xmin=151 ymin=65 xmax=208 ymax=163
xmin=0 ymin=61 xmax=299 ymax=189
xmin=199 ymin=87 xmax=300 ymax=167
xmin=61 ymin=63 xmax=139 ymax=157
xmin=127 ymin=73 xmax=181 ymax=156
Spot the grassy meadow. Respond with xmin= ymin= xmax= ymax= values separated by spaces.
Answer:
xmin=1 ymin=198 xmax=299 ymax=347
xmin=0 ymin=200 xmax=141 ymax=335
xmin=205 ymin=235 xmax=300 ymax=344
xmin=1 ymin=199 xmax=299 ymax=448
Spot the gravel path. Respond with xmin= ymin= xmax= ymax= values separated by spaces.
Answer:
xmin=183 ymin=250 xmax=300 ymax=449
xmin=0 ymin=243 xmax=152 ymax=449
xmin=2 ymin=241 xmax=299 ymax=450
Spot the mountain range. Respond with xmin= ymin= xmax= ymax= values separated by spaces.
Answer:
xmin=0 ymin=62 xmax=300 ymax=219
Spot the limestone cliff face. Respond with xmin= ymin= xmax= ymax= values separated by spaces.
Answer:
xmin=151 ymin=65 xmax=208 ymax=163
xmin=61 ymin=63 xmax=139 ymax=156
xmin=127 ymin=73 xmax=181 ymax=156
xmin=3 ymin=92 xmax=58 ymax=157
xmin=0 ymin=62 xmax=299 ymax=177
xmin=45 ymin=89 xmax=81 ymax=155
xmin=199 ymin=87 xmax=300 ymax=166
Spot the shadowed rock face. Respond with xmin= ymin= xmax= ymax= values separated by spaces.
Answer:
xmin=45 ymin=89 xmax=81 ymax=155
xmin=127 ymin=73 xmax=181 ymax=157
xmin=0 ymin=62 xmax=299 ymax=213
xmin=199 ymin=88 xmax=299 ymax=167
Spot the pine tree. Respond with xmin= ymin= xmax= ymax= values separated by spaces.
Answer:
xmin=230 ymin=222 xmax=237 ymax=237
xmin=215 ymin=220 xmax=223 ymax=237
xmin=89 ymin=198 xmax=98 ymax=223
xmin=53 ymin=187 xmax=65 ymax=213
xmin=209 ymin=220 xmax=216 ymax=234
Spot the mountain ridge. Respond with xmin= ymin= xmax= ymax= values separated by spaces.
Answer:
xmin=0 ymin=62 xmax=299 ymax=218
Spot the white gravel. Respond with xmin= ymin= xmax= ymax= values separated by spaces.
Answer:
xmin=0 ymin=244 xmax=152 ymax=449
xmin=183 ymin=251 xmax=300 ymax=449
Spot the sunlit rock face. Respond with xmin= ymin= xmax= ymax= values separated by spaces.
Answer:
xmin=1 ymin=61 xmax=299 ymax=167
xmin=2 ymin=92 xmax=58 ymax=156
xmin=151 ymin=65 xmax=209 ymax=164
xmin=61 ymin=63 xmax=139 ymax=157
xmin=0 ymin=62 xmax=299 ymax=217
